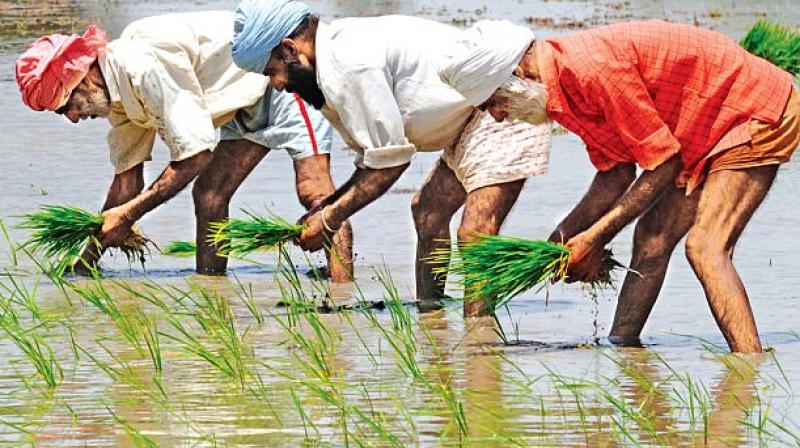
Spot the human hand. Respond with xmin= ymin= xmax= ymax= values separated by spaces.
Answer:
xmin=97 ymin=206 xmax=135 ymax=248
xmin=564 ymin=232 xmax=605 ymax=283
xmin=295 ymin=207 xmax=337 ymax=252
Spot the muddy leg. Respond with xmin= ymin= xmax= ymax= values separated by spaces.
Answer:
xmin=192 ymin=140 xmax=269 ymax=275
xmin=458 ymin=179 xmax=526 ymax=317
xmin=294 ymin=154 xmax=354 ymax=283
xmin=609 ymin=186 xmax=700 ymax=345
xmin=685 ymin=165 xmax=778 ymax=353
xmin=411 ymin=160 xmax=467 ymax=310
xmin=74 ymin=164 xmax=145 ymax=274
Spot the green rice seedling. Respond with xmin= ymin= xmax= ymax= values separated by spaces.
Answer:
xmin=371 ymin=264 xmax=473 ymax=440
xmin=136 ymin=312 xmax=162 ymax=373
xmin=0 ymin=320 xmax=62 ymax=390
xmin=113 ymin=279 xmax=178 ymax=312
xmin=68 ymin=276 xmax=144 ymax=353
xmin=434 ymin=381 xmax=468 ymax=441
xmin=267 ymin=294 xmax=336 ymax=381
xmin=0 ymin=218 xmax=18 ymax=266
xmin=21 ymin=249 xmax=74 ymax=306
xmin=160 ymin=240 xmax=196 ymax=257
xmin=78 ymin=341 xmax=169 ymax=409
xmin=370 ymin=265 xmax=421 ymax=379
xmin=740 ymin=21 xmax=800 ymax=75
xmin=18 ymin=205 xmax=153 ymax=269
xmin=430 ymin=235 xmax=569 ymax=307
xmin=431 ymin=234 xmax=620 ymax=315
xmin=243 ymin=368 xmax=283 ymax=424
xmin=153 ymin=282 xmax=255 ymax=387
xmin=107 ymin=406 xmax=159 ymax=448
xmin=233 ymin=275 xmax=264 ymax=326
xmin=210 ymin=209 xmax=304 ymax=256
xmin=161 ymin=293 xmax=250 ymax=387
xmin=0 ymin=272 xmax=43 ymax=322
xmin=270 ymin=362 xmax=405 ymax=447
xmin=654 ymin=353 xmax=711 ymax=441
xmin=289 ymin=386 xmax=321 ymax=444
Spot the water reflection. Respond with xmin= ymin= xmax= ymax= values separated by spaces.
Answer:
xmin=1 ymin=0 xmax=799 ymax=445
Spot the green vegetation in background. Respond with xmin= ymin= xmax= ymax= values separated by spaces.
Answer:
xmin=741 ymin=20 xmax=800 ymax=76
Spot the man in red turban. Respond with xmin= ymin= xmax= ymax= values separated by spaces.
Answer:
xmin=15 ymin=13 xmax=352 ymax=281
xmin=16 ymin=26 xmax=108 ymax=114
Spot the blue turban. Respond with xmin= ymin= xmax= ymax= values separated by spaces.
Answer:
xmin=232 ymin=0 xmax=311 ymax=74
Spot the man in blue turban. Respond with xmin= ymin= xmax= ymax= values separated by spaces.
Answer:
xmin=232 ymin=1 xmax=552 ymax=317
xmin=231 ymin=0 xmax=311 ymax=74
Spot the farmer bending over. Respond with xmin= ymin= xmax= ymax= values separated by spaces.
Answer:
xmin=16 ymin=11 xmax=352 ymax=280
xmin=442 ymin=20 xmax=799 ymax=352
xmin=231 ymin=0 xmax=551 ymax=315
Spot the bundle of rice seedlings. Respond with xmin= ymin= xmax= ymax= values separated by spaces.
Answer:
xmin=209 ymin=210 xmax=304 ymax=257
xmin=430 ymin=234 xmax=617 ymax=312
xmin=740 ymin=20 xmax=800 ymax=75
xmin=19 ymin=204 xmax=152 ymax=267
xmin=161 ymin=240 xmax=197 ymax=257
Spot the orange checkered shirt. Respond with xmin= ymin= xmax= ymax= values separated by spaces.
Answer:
xmin=537 ymin=20 xmax=794 ymax=192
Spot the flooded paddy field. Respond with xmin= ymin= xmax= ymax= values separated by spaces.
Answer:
xmin=1 ymin=0 xmax=800 ymax=446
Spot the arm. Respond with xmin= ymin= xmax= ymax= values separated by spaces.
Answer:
xmin=583 ymin=155 xmax=682 ymax=245
xmin=101 ymin=164 xmax=146 ymax=211
xmin=549 ymin=163 xmax=636 ymax=242
xmin=98 ymin=151 xmax=212 ymax=247
xmin=295 ymin=65 xmax=416 ymax=251
xmin=98 ymin=48 xmax=218 ymax=247
xmin=326 ymin=165 xmax=409 ymax=224
xmin=564 ymin=62 xmax=685 ymax=279
xmin=74 ymin=165 xmax=145 ymax=272
xmin=296 ymin=164 xmax=409 ymax=252
xmin=565 ymin=155 xmax=683 ymax=282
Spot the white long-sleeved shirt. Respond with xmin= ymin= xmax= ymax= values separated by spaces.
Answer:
xmin=315 ymin=16 xmax=485 ymax=169
xmin=99 ymin=11 xmax=269 ymax=173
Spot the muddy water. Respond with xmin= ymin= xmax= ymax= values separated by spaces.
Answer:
xmin=1 ymin=0 xmax=799 ymax=446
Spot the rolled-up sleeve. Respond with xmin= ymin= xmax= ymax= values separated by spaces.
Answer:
xmin=333 ymin=66 xmax=416 ymax=169
xmin=586 ymin=61 xmax=681 ymax=170
xmin=133 ymin=51 xmax=217 ymax=163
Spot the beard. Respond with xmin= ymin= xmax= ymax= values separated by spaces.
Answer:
xmin=286 ymin=60 xmax=326 ymax=110
xmin=83 ymin=86 xmax=111 ymax=119
xmin=496 ymin=77 xmax=550 ymax=125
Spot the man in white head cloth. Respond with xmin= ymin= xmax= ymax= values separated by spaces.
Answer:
xmin=16 ymin=10 xmax=353 ymax=280
xmin=231 ymin=0 xmax=552 ymax=316
xmin=440 ymin=20 xmax=800 ymax=352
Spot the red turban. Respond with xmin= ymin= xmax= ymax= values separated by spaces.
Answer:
xmin=15 ymin=26 xmax=108 ymax=112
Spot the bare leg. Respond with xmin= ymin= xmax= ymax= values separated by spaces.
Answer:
xmin=192 ymin=140 xmax=269 ymax=275
xmin=74 ymin=164 xmax=145 ymax=274
xmin=411 ymin=160 xmax=467 ymax=310
xmin=685 ymin=165 xmax=778 ymax=352
xmin=459 ymin=179 xmax=526 ymax=317
xmin=294 ymin=154 xmax=353 ymax=283
xmin=609 ymin=186 xmax=700 ymax=345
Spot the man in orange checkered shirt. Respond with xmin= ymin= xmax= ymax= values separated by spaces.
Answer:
xmin=442 ymin=20 xmax=799 ymax=352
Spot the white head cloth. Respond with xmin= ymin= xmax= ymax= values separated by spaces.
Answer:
xmin=440 ymin=20 xmax=534 ymax=106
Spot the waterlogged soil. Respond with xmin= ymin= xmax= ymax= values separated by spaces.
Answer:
xmin=1 ymin=0 xmax=800 ymax=446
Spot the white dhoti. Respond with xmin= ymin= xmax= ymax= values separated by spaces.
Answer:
xmin=442 ymin=110 xmax=551 ymax=192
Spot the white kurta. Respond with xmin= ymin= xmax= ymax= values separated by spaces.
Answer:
xmin=99 ymin=11 xmax=269 ymax=173
xmin=315 ymin=16 xmax=480 ymax=169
